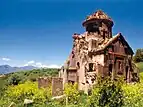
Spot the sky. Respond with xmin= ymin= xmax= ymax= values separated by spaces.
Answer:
xmin=0 ymin=0 xmax=143 ymax=67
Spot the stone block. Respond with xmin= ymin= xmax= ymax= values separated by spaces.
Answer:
xmin=52 ymin=77 xmax=63 ymax=96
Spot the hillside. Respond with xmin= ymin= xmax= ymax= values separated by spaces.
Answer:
xmin=0 ymin=65 xmax=37 ymax=74
xmin=136 ymin=62 xmax=143 ymax=72
xmin=0 ymin=68 xmax=59 ymax=96
xmin=4 ymin=68 xmax=59 ymax=82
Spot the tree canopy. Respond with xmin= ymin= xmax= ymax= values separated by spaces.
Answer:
xmin=134 ymin=49 xmax=143 ymax=63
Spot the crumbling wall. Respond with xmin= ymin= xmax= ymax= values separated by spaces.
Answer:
xmin=52 ymin=77 xmax=63 ymax=96
xmin=38 ymin=77 xmax=52 ymax=88
xmin=93 ymin=54 xmax=104 ymax=66
xmin=38 ymin=77 xmax=63 ymax=96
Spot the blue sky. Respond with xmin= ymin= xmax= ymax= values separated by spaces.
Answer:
xmin=0 ymin=0 xmax=143 ymax=67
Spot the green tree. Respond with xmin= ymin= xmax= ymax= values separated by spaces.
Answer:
xmin=8 ymin=73 xmax=22 ymax=85
xmin=134 ymin=49 xmax=143 ymax=63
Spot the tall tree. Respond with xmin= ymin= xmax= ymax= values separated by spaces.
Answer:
xmin=134 ymin=49 xmax=143 ymax=63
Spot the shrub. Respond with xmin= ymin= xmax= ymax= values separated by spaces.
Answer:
xmin=0 ymin=77 xmax=8 ymax=97
xmin=88 ymin=77 xmax=124 ymax=107
xmin=64 ymin=83 xmax=80 ymax=105
xmin=7 ymin=73 xmax=22 ymax=85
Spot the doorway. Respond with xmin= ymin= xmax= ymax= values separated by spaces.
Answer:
xmin=108 ymin=64 xmax=112 ymax=76
xmin=125 ymin=66 xmax=128 ymax=80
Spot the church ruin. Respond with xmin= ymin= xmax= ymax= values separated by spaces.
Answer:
xmin=59 ymin=10 xmax=139 ymax=92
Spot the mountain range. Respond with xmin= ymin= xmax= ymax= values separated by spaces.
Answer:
xmin=0 ymin=65 xmax=37 ymax=74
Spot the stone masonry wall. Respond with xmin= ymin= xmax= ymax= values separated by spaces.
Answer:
xmin=38 ymin=77 xmax=52 ymax=88
xmin=38 ymin=77 xmax=63 ymax=96
xmin=52 ymin=77 xmax=63 ymax=96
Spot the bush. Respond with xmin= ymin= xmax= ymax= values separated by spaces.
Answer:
xmin=88 ymin=77 xmax=124 ymax=107
xmin=7 ymin=73 xmax=22 ymax=85
xmin=0 ymin=77 xmax=8 ymax=97
xmin=64 ymin=83 xmax=80 ymax=105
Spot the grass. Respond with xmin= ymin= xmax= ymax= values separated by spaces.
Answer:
xmin=136 ymin=62 xmax=143 ymax=72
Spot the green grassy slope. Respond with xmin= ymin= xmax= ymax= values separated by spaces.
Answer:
xmin=0 ymin=68 xmax=59 ymax=96
xmin=136 ymin=62 xmax=143 ymax=72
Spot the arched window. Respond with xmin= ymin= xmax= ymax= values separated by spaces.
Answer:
xmin=103 ymin=31 xmax=106 ymax=39
xmin=103 ymin=31 xmax=108 ymax=39
xmin=89 ymin=63 xmax=93 ymax=72
xmin=77 ymin=62 xmax=80 ymax=68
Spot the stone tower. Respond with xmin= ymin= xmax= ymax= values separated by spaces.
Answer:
xmin=82 ymin=10 xmax=114 ymax=40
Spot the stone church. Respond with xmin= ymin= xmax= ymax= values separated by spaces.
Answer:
xmin=59 ymin=10 xmax=139 ymax=92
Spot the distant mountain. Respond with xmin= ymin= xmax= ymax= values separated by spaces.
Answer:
xmin=19 ymin=66 xmax=37 ymax=71
xmin=0 ymin=65 xmax=37 ymax=74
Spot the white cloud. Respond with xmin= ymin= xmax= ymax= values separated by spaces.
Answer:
xmin=24 ymin=60 xmax=35 ymax=66
xmin=24 ymin=60 xmax=61 ymax=68
xmin=27 ymin=60 xmax=35 ymax=64
xmin=35 ymin=62 xmax=48 ymax=68
xmin=2 ymin=58 xmax=11 ymax=61
xmin=46 ymin=64 xmax=61 ymax=68
xmin=35 ymin=62 xmax=43 ymax=67
xmin=23 ymin=64 xmax=28 ymax=66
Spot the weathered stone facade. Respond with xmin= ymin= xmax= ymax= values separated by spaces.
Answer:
xmin=59 ymin=10 xmax=139 ymax=92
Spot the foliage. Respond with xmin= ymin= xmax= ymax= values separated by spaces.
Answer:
xmin=1 ymin=76 xmax=143 ymax=107
xmin=6 ymin=68 xmax=59 ymax=84
xmin=134 ymin=48 xmax=143 ymax=63
xmin=3 ymin=81 xmax=52 ymax=106
xmin=140 ymin=72 xmax=143 ymax=82
xmin=88 ymin=77 xmax=124 ymax=107
xmin=122 ymin=82 xmax=143 ymax=107
xmin=136 ymin=62 xmax=143 ymax=72
xmin=64 ymin=83 xmax=80 ymax=105
xmin=0 ymin=77 xmax=8 ymax=97
xmin=0 ymin=68 xmax=58 ymax=106
xmin=7 ymin=73 xmax=22 ymax=85
xmin=2 ymin=67 xmax=143 ymax=106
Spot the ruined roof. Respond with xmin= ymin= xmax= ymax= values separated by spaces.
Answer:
xmin=86 ymin=10 xmax=112 ymax=21
xmin=83 ymin=10 xmax=113 ymax=26
xmin=90 ymin=33 xmax=134 ymax=55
